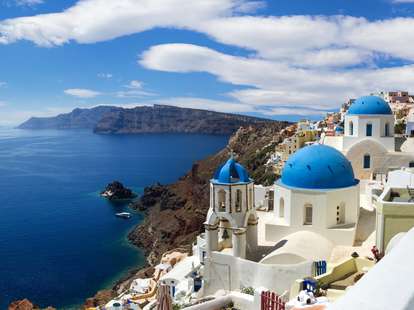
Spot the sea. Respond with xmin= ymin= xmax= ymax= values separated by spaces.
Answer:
xmin=0 ymin=128 xmax=229 ymax=309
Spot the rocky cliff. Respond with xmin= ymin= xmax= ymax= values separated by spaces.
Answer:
xmin=127 ymin=121 xmax=292 ymax=265
xmin=94 ymin=105 xmax=275 ymax=134
xmin=18 ymin=106 xmax=121 ymax=129
xmin=18 ymin=104 xmax=276 ymax=135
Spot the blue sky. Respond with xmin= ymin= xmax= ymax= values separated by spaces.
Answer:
xmin=1 ymin=0 xmax=414 ymax=124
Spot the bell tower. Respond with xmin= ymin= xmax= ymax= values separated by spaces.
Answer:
xmin=205 ymin=155 xmax=257 ymax=259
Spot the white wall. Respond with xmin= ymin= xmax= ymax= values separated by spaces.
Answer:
xmin=203 ymin=252 xmax=312 ymax=296
xmin=343 ymin=115 xmax=395 ymax=152
xmin=266 ymin=184 xmax=358 ymax=246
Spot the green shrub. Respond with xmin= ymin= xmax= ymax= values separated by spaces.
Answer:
xmin=241 ymin=286 xmax=255 ymax=296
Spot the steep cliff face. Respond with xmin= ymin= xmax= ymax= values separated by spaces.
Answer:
xmin=128 ymin=122 xmax=291 ymax=265
xmin=18 ymin=104 xmax=276 ymax=135
xmin=94 ymin=105 xmax=276 ymax=135
xmin=18 ymin=106 xmax=121 ymax=129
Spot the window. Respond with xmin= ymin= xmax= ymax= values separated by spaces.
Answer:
xmin=248 ymin=188 xmax=253 ymax=210
xmin=385 ymin=123 xmax=390 ymax=137
xmin=409 ymin=161 xmax=414 ymax=168
xmin=363 ymin=154 xmax=371 ymax=169
xmin=235 ymin=189 xmax=242 ymax=212
xmin=366 ymin=123 xmax=373 ymax=136
xmin=218 ymin=189 xmax=226 ymax=212
xmin=337 ymin=203 xmax=345 ymax=225
xmin=304 ymin=203 xmax=313 ymax=225
xmin=349 ymin=121 xmax=354 ymax=136
xmin=268 ymin=190 xmax=274 ymax=211
xmin=279 ymin=198 xmax=285 ymax=218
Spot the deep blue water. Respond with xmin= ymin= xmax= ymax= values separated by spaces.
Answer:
xmin=0 ymin=129 xmax=228 ymax=309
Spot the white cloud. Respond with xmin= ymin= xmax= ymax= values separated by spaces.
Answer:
xmin=64 ymin=88 xmax=101 ymax=98
xmin=116 ymin=79 xmax=156 ymax=98
xmin=116 ymin=89 xmax=155 ymax=98
xmin=125 ymin=80 xmax=143 ymax=89
xmin=140 ymin=43 xmax=414 ymax=113
xmin=1 ymin=0 xmax=414 ymax=65
xmin=0 ymin=0 xmax=241 ymax=46
xmin=0 ymin=81 xmax=6 ymax=87
xmin=97 ymin=73 xmax=112 ymax=79
xmin=2 ymin=0 xmax=414 ymax=117
xmin=233 ymin=1 xmax=266 ymax=13
xmin=12 ymin=0 xmax=43 ymax=6
xmin=152 ymin=97 xmax=255 ymax=113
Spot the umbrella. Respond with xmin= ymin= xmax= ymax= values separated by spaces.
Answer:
xmin=156 ymin=285 xmax=173 ymax=310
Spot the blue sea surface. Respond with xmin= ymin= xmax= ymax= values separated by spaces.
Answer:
xmin=0 ymin=129 xmax=228 ymax=309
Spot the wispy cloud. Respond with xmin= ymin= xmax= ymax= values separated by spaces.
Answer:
xmin=97 ymin=73 xmax=113 ymax=79
xmin=116 ymin=80 xmax=156 ymax=98
xmin=125 ymin=80 xmax=143 ymax=89
xmin=64 ymin=88 xmax=101 ymax=98
xmin=0 ymin=81 xmax=7 ymax=87
xmin=14 ymin=0 xmax=43 ymax=6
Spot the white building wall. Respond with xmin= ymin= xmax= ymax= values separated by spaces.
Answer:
xmin=274 ymin=184 xmax=292 ymax=225
xmin=343 ymin=115 xmax=395 ymax=152
xmin=266 ymin=184 xmax=358 ymax=245
xmin=204 ymin=252 xmax=312 ymax=296
xmin=325 ymin=186 xmax=359 ymax=228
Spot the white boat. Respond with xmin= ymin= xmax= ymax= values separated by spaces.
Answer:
xmin=115 ymin=212 xmax=132 ymax=219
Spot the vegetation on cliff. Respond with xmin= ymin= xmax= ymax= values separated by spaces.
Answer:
xmin=128 ymin=122 xmax=291 ymax=265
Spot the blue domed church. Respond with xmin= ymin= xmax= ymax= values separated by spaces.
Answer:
xmin=263 ymin=144 xmax=361 ymax=246
xmin=323 ymin=95 xmax=414 ymax=180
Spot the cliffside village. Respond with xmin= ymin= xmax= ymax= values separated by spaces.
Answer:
xmin=92 ymin=91 xmax=414 ymax=310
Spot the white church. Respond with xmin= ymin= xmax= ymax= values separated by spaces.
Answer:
xmin=322 ymin=95 xmax=414 ymax=179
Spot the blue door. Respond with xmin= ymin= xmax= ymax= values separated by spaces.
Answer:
xmin=366 ymin=124 xmax=373 ymax=136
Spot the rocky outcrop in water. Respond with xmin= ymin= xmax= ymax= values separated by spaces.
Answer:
xmin=101 ymin=181 xmax=136 ymax=200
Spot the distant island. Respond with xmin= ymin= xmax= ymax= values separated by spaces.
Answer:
xmin=18 ymin=104 xmax=276 ymax=135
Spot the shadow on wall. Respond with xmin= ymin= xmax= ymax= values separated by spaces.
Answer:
xmin=354 ymin=208 xmax=376 ymax=246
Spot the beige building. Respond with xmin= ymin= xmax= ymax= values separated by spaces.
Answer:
xmin=375 ymin=168 xmax=414 ymax=252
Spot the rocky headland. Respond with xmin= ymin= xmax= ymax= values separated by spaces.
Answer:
xmin=18 ymin=104 xmax=276 ymax=135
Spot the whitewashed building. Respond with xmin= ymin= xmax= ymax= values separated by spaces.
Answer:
xmin=322 ymin=95 xmax=414 ymax=179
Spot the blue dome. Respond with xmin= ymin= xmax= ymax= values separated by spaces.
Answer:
xmin=212 ymin=157 xmax=251 ymax=184
xmin=280 ymin=144 xmax=358 ymax=189
xmin=335 ymin=126 xmax=344 ymax=132
xmin=347 ymin=96 xmax=392 ymax=115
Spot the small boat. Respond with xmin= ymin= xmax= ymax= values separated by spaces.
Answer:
xmin=115 ymin=212 xmax=132 ymax=219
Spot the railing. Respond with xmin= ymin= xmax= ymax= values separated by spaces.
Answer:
xmin=261 ymin=291 xmax=286 ymax=310
xmin=314 ymin=260 xmax=327 ymax=276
